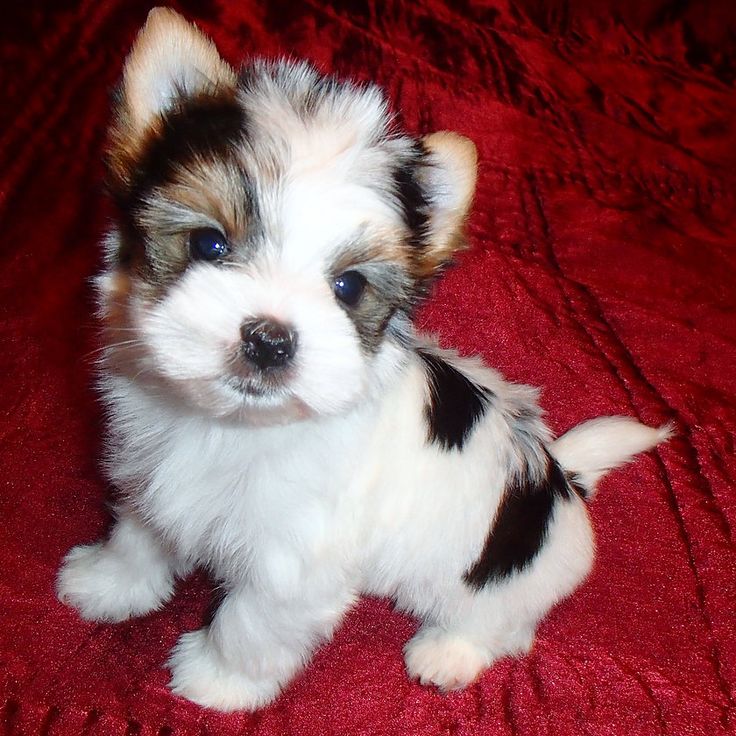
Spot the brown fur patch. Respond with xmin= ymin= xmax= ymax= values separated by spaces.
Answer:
xmin=330 ymin=226 xmax=413 ymax=276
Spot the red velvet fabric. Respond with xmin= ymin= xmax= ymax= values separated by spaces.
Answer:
xmin=2 ymin=1 xmax=735 ymax=734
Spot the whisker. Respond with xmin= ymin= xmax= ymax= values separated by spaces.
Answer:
xmin=84 ymin=340 xmax=145 ymax=359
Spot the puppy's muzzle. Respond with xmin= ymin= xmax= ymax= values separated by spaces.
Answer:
xmin=240 ymin=318 xmax=297 ymax=370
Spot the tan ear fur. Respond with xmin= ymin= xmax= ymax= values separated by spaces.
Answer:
xmin=419 ymin=131 xmax=477 ymax=273
xmin=107 ymin=8 xmax=237 ymax=194
xmin=117 ymin=7 xmax=236 ymax=139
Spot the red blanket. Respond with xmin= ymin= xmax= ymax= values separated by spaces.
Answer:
xmin=2 ymin=1 xmax=735 ymax=734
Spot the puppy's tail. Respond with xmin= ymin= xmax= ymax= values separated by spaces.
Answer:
xmin=549 ymin=417 xmax=672 ymax=498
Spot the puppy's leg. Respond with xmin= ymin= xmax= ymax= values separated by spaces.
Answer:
xmin=404 ymin=596 xmax=539 ymax=690
xmin=168 ymin=576 xmax=356 ymax=711
xmin=56 ymin=509 xmax=184 ymax=622
xmin=405 ymin=496 xmax=594 ymax=690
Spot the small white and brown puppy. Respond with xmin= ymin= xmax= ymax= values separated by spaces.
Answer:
xmin=57 ymin=8 xmax=670 ymax=712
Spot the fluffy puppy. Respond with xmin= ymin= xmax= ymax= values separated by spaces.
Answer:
xmin=57 ymin=8 xmax=670 ymax=711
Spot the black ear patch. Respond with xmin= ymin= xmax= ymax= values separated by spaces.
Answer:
xmin=392 ymin=143 xmax=430 ymax=249
xmin=115 ymin=92 xmax=247 ymax=212
xmin=418 ymin=350 xmax=493 ymax=451
xmin=464 ymin=454 xmax=582 ymax=589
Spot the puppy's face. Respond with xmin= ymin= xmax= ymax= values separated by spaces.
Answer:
xmin=100 ymin=8 xmax=476 ymax=423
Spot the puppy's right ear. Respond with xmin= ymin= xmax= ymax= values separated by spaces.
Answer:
xmin=111 ymin=7 xmax=236 ymax=149
xmin=412 ymin=132 xmax=477 ymax=279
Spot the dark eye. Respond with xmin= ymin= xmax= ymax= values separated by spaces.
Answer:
xmin=189 ymin=228 xmax=229 ymax=261
xmin=333 ymin=270 xmax=367 ymax=307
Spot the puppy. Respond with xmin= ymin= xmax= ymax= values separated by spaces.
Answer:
xmin=57 ymin=8 xmax=670 ymax=711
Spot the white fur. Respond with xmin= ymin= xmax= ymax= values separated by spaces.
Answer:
xmin=131 ymin=260 xmax=376 ymax=419
xmin=550 ymin=417 xmax=673 ymax=494
xmin=58 ymin=10 xmax=670 ymax=711
xmin=57 ymin=344 xmax=666 ymax=709
xmin=57 ymin=513 xmax=187 ymax=622
xmin=120 ymin=8 xmax=237 ymax=133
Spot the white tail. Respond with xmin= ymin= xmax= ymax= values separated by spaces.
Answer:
xmin=549 ymin=416 xmax=672 ymax=497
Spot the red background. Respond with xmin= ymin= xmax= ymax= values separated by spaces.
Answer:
xmin=1 ymin=1 xmax=735 ymax=734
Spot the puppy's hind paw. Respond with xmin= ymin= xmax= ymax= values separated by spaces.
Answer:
xmin=404 ymin=627 xmax=490 ymax=692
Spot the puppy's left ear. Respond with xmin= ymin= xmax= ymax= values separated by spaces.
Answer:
xmin=417 ymin=132 xmax=477 ymax=275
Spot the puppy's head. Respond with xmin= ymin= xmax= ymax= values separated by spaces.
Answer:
xmin=100 ymin=7 xmax=477 ymax=423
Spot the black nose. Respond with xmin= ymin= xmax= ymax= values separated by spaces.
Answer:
xmin=240 ymin=319 xmax=297 ymax=370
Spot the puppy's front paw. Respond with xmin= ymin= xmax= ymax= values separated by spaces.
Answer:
xmin=56 ymin=543 xmax=172 ymax=622
xmin=168 ymin=629 xmax=282 ymax=712
xmin=404 ymin=627 xmax=490 ymax=691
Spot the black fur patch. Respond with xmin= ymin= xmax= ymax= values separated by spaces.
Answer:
xmin=203 ymin=585 xmax=228 ymax=626
xmin=392 ymin=143 xmax=430 ymax=248
xmin=122 ymin=93 xmax=245 ymax=207
xmin=464 ymin=454 xmax=580 ymax=589
xmin=110 ymin=92 xmax=247 ymax=270
xmin=418 ymin=350 xmax=492 ymax=451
